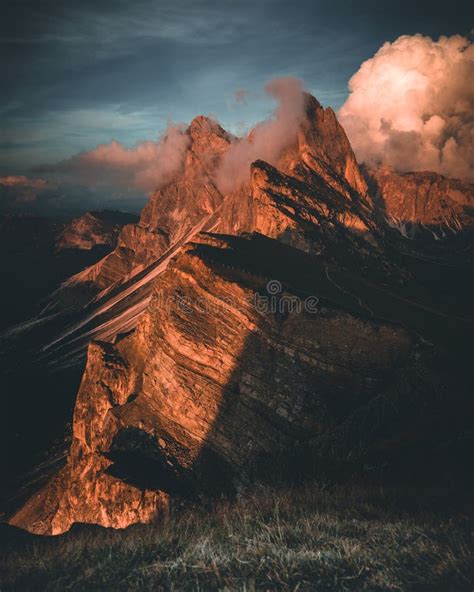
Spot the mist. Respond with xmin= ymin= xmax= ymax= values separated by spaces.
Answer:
xmin=35 ymin=124 xmax=191 ymax=193
xmin=215 ymin=77 xmax=306 ymax=193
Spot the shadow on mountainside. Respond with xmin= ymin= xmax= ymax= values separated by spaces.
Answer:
xmin=104 ymin=233 xmax=473 ymax=500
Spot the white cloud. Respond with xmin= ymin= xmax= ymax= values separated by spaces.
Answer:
xmin=339 ymin=34 xmax=474 ymax=181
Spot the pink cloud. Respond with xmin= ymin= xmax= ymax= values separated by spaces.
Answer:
xmin=37 ymin=124 xmax=190 ymax=193
xmin=216 ymin=77 xmax=306 ymax=193
xmin=339 ymin=34 xmax=474 ymax=182
xmin=234 ymin=89 xmax=248 ymax=104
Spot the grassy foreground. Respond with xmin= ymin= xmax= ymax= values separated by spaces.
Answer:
xmin=1 ymin=482 xmax=472 ymax=591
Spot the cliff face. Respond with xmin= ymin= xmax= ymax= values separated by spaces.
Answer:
xmin=10 ymin=340 xmax=168 ymax=535
xmin=11 ymin=234 xmax=414 ymax=533
xmin=8 ymin=91 xmax=474 ymax=535
xmin=296 ymin=94 xmax=368 ymax=198
xmin=367 ymin=167 xmax=474 ymax=232
xmin=55 ymin=211 xmax=138 ymax=252
xmin=218 ymin=158 xmax=372 ymax=254
xmin=214 ymin=95 xmax=376 ymax=259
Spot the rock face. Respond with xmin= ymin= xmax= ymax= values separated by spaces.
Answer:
xmin=218 ymin=96 xmax=374 ymax=250
xmin=11 ymin=234 xmax=415 ymax=533
xmin=65 ymin=117 xmax=232 ymax=294
xmin=56 ymin=211 xmax=138 ymax=252
xmin=8 ymin=91 xmax=474 ymax=534
xmin=296 ymin=94 xmax=368 ymax=197
xmin=60 ymin=95 xmax=371 ymax=300
xmin=9 ymin=340 xmax=168 ymax=535
xmin=367 ymin=167 xmax=474 ymax=232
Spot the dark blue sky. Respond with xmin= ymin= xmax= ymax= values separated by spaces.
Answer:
xmin=1 ymin=0 xmax=472 ymax=173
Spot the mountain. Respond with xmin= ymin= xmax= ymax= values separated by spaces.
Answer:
xmin=59 ymin=117 xmax=232 ymax=296
xmin=50 ymin=95 xmax=370 ymax=302
xmin=55 ymin=210 xmax=138 ymax=252
xmin=0 ymin=211 xmax=136 ymax=331
xmin=367 ymin=166 xmax=473 ymax=236
xmin=4 ymin=93 xmax=473 ymax=534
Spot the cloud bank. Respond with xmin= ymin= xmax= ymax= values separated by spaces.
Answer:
xmin=0 ymin=175 xmax=147 ymax=216
xmin=3 ymin=78 xmax=308 ymax=213
xmin=339 ymin=34 xmax=474 ymax=182
xmin=36 ymin=124 xmax=190 ymax=193
xmin=216 ymin=77 xmax=306 ymax=193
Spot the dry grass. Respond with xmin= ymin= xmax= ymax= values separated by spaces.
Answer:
xmin=1 ymin=482 xmax=472 ymax=591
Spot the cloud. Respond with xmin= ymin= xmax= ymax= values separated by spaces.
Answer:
xmin=234 ymin=90 xmax=248 ymax=104
xmin=0 ymin=175 xmax=55 ymax=209
xmin=0 ymin=175 xmax=147 ymax=215
xmin=2 ymin=123 xmax=190 ymax=215
xmin=339 ymin=34 xmax=474 ymax=182
xmin=0 ymin=175 xmax=51 ymax=191
xmin=216 ymin=77 xmax=306 ymax=193
xmin=35 ymin=124 xmax=190 ymax=193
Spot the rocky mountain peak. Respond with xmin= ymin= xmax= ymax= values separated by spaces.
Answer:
xmin=187 ymin=115 xmax=233 ymax=155
xmin=55 ymin=210 xmax=138 ymax=251
xmin=302 ymin=92 xmax=323 ymax=116
xmin=297 ymin=93 xmax=368 ymax=196
xmin=188 ymin=115 xmax=224 ymax=135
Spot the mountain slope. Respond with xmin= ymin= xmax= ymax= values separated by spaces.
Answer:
xmin=367 ymin=166 xmax=474 ymax=237
xmin=5 ymin=91 xmax=473 ymax=534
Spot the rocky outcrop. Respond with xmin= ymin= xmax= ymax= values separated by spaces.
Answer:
xmin=10 ymin=234 xmax=417 ymax=533
xmin=68 ymin=223 xmax=170 ymax=291
xmin=10 ymin=341 xmax=168 ymax=535
xmin=219 ymin=159 xmax=373 ymax=254
xmin=296 ymin=94 xmax=368 ymax=198
xmin=217 ymin=95 xmax=377 ymax=256
xmin=56 ymin=211 xmax=137 ymax=252
xmin=367 ymin=167 xmax=474 ymax=232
